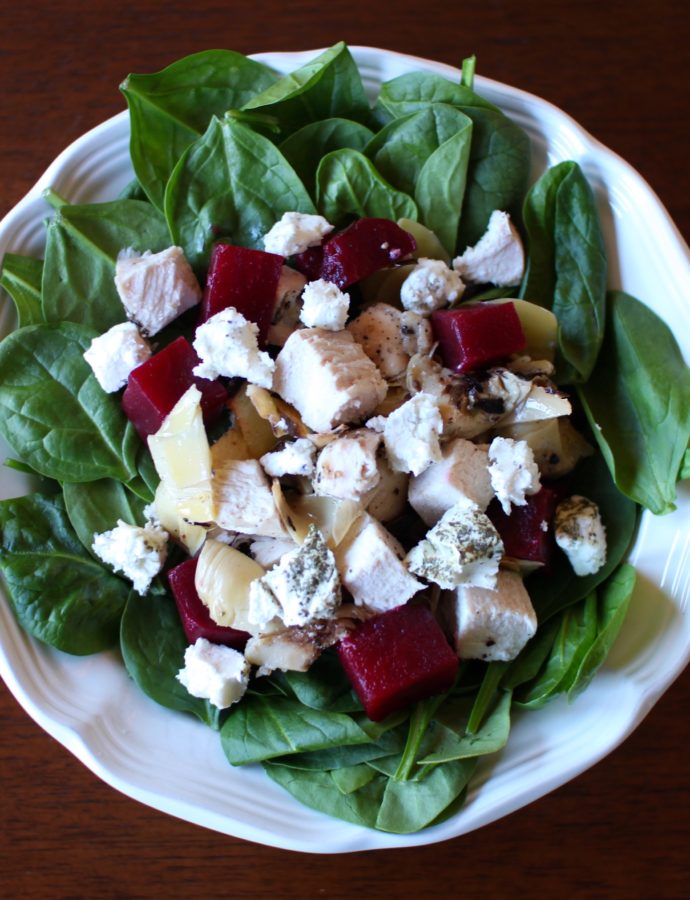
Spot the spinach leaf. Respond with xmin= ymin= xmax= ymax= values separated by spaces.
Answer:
xmin=63 ymin=478 xmax=147 ymax=557
xmin=579 ymin=290 xmax=690 ymax=514
xmin=419 ymin=691 xmax=512 ymax=763
xmin=501 ymin=616 xmax=561 ymax=690
xmin=331 ymin=764 xmax=379 ymax=794
xmin=242 ymin=42 xmax=371 ymax=136
xmin=567 ymin=564 xmax=635 ymax=699
xmin=118 ymin=178 xmax=148 ymax=202
xmin=42 ymin=199 xmax=170 ymax=332
xmin=528 ymin=452 xmax=638 ymax=622
xmin=316 ymin=149 xmax=418 ymax=226
xmin=466 ymin=660 xmax=508 ymax=733
xmin=270 ymin=726 xmax=406 ymax=771
xmin=374 ymin=71 xmax=498 ymax=121
xmin=281 ymin=649 xmax=360 ymax=711
xmin=0 ymin=492 xmax=129 ymax=654
xmin=520 ymin=161 xmax=607 ymax=382
xmin=126 ymin=444 xmax=159 ymax=504
xmin=122 ymin=50 xmax=277 ymax=209
xmin=120 ymin=588 xmax=220 ymax=728
xmin=680 ymin=447 xmax=690 ymax=481
xmin=0 ymin=253 xmax=44 ymax=327
xmin=220 ymin=695 xmax=371 ymax=765
xmin=165 ymin=117 xmax=315 ymax=271
xmin=0 ymin=322 xmax=138 ymax=483
xmin=280 ymin=117 xmax=375 ymax=199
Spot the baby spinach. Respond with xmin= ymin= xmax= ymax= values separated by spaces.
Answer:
xmin=374 ymin=71 xmax=498 ymax=122
xmin=0 ymin=322 xmax=138 ymax=483
xmin=0 ymin=493 xmax=130 ymax=654
xmin=419 ymin=691 xmax=512 ymax=763
xmin=41 ymin=198 xmax=170 ymax=332
xmin=165 ymin=117 xmax=315 ymax=271
xmin=520 ymin=161 xmax=607 ymax=383
xmin=120 ymin=589 xmax=220 ymax=728
xmin=122 ymin=50 xmax=277 ymax=209
xmin=579 ymin=290 xmax=690 ymax=514
xmin=0 ymin=253 xmax=44 ymax=327
xmin=316 ymin=149 xmax=418 ymax=226
xmin=62 ymin=478 xmax=147 ymax=558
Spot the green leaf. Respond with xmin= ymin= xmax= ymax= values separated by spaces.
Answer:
xmin=121 ymin=50 xmax=277 ymax=209
xmin=466 ymin=660 xmax=508 ymax=734
xmin=0 ymin=492 xmax=129 ymax=654
xmin=331 ymin=764 xmax=379 ymax=794
xmin=316 ymin=149 xmax=418 ymax=226
xmin=520 ymin=161 xmax=607 ymax=382
xmin=42 ymin=199 xmax=170 ymax=331
xmin=270 ymin=726 xmax=406 ymax=771
xmin=419 ymin=691 xmax=512 ymax=763
xmin=680 ymin=447 xmax=690 ymax=481
xmin=501 ymin=617 xmax=561 ymax=690
xmin=281 ymin=649 xmax=360 ymax=711
xmin=375 ymin=71 xmax=498 ymax=120
xmin=242 ymin=42 xmax=371 ymax=136
xmin=0 ymin=323 xmax=138 ymax=483
xmin=579 ymin=290 xmax=690 ymax=514
xmin=63 ymin=478 xmax=147 ymax=556
xmin=165 ymin=117 xmax=315 ymax=272
xmin=0 ymin=253 xmax=44 ymax=326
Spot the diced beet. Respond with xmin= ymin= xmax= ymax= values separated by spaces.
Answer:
xmin=488 ymin=485 xmax=560 ymax=565
xmin=122 ymin=336 xmax=228 ymax=440
xmin=293 ymin=218 xmax=416 ymax=289
xmin=431 ymin=302 xmax=526 ymax=373
xmin=199 ymin=243 xmax=284 ymax=345
xmin=168 ymin=557 xmax=249 ymax=651
xmin=337 ymin=603 xmax=458 ymax=721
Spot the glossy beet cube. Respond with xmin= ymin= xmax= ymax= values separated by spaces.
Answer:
xmin=293 ymin=218 xmax=417 ymax=289
xmin=431 ymin=302 xmax=526 ymax=373
xmin=200 ymin=243 xmax=284 ymax=346
xmin=168 ymin=557 xmax=249 ymax=651
xmin=122 ymin=336 xmax=228 ymax=440
xmin=488 ymin=485 xmax=560 ymax=565
xmin=337 ymin=603 xmax=458 ymax=721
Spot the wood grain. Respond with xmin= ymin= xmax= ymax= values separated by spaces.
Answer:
xmin=1 ymin=2 xmax=688 ymax=897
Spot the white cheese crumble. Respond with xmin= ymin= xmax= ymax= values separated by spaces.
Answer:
xmin=114 ymin=246 xmax=201 ymax=336
xmin=367 ymin=392 xmax=443 ymax=476
xmin=176 ymin=638 xmax=250 ymax=709
xmin=314 ymin=429 xmax=381 ymax=501
xmin=299 ymin=278 xmax=350 ymax=330
xmin=92 ymin=518 xmax=168 ymax=595
xmin=452 ymin=210 xmax=525 ymax=287
xmin=83 ymin=321 xmax=151 ymax=393
xmin=262 ymin=212 xmax=334 ymax=257
xmin=554 ymin=495 xmax=607 ymax=576
xmin=260 ymin=438 xmax=317 ymax=478
xmin=488 ymin=436 xmax=541 ymax=514
xmin=248 ymin=526 xmax=340 ymax=628
xmin=400 ymin=258 xmax=465 ymax=315
xmin=406 ymin=498 xmax=503 ymax=590
xmin=192 ymin=307 xmax=275 ymax=387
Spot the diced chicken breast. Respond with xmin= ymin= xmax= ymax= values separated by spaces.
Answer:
xmin=212 ymin=458 xmax=286 ymax=537
xmin=114 ymin=246 xmax=201 ymax=336
xmin=267 ymin=265 xmax=307 ymax=346
xmin=314 ymin=429 xmax=381 ymax=501
xmin=452 ymin=210 xmax=525 ymax=287
xmin=362 ymin=454 xmax=409 ymax=522
xmin=335 ymin=514 xmax=424 ymax=613
xmin=272 ymin=328 xmax=387 ymax=432
xmin=445 ymin=569 xmax=537 ymax=661
xmin=245 ymin=618 xmax=350 ymax=675
xmin=249 ymin=537 xmax=299 ymax=569
xmin=348 ymin=303 xmax=433 ymax=380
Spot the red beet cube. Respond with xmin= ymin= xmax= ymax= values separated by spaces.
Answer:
xmin=168 ymin=557 xmax=249 ymax=651
xmin=431 ymin=302 xmax=526 ymax=373
xmin=293 ymin=218 xmax=416 ymax=289
xmin=337 ymin=604 xmax=458 ymax=721
xmin=488 ymin=485 xmax=560 ymax=565
xmin=122 ymin=336 xmax=228 ymax=440
xmin=200 ymin=243 xmax=284 ymax=346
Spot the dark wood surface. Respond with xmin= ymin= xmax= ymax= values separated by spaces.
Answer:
xmin=1 ymin=2 xmax=689 ymax=897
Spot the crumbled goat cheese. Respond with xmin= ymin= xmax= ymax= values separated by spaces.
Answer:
xmin=212 ymin=459 xmax=286 ymax=538
xmin=260 ymin=438 xmax=317 ymax=478
xmin=192 ymin=307 xmax=274 ymax=387
xmin=408 ymin=437 xmax=494 ymax=526
xmin=488 ymin=437 xmax=541 ymax=514
xmin=314 ymin=429 xmax=381 ymax=501
xmin=334 ymin=514 xmax=424 ymax=613
xmin=406 ymin=499 xmax=503 ymax=590
xmin=272 ymin=328 xmax=387 ymax=432
xmin=248 ymin=526 xmax=340 ymax=628
xmin=114 ymin=246 xmax=201 ymax=336
xmin=267 ymin=266 xmax=307 ymax=346
xmin=263 ymin=212 xmax=334 ymax=256
xmin=348 ymin=303 xmax=433 ymax=380
xmin=83 ymin=321 xmax=151 ymax=393
xmin=400 ymin=258 xmax=465 ymax=315
xmin=367 ymin=392 xmax=443 ymax=476
xmin=453 ymin=210 xmax=525 ymax=287
xmin=177 ymin=638 xmax=250 ymax=709
xmin=92 ymin=518 xmax=168 ymax=595
xmin=445 ymin=570 xmax=537 ymax=662
xmin=554 ymin=495 xmax=607 ymax=576
xmin=299 ymin=279 xmax=350 ymax=330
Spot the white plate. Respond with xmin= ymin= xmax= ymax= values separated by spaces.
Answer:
xmin=1 ymin=47 xmax=689 ymax=853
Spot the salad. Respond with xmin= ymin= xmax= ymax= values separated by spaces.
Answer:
xmin=0 ymin=43 xmax=689 ymax=836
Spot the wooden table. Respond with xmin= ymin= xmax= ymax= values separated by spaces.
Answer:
xmin=1 ymin=2 xmax=688 ymax=896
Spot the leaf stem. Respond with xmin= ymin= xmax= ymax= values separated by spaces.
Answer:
xmin=42 ymin=187 xmax=68 ymax=210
